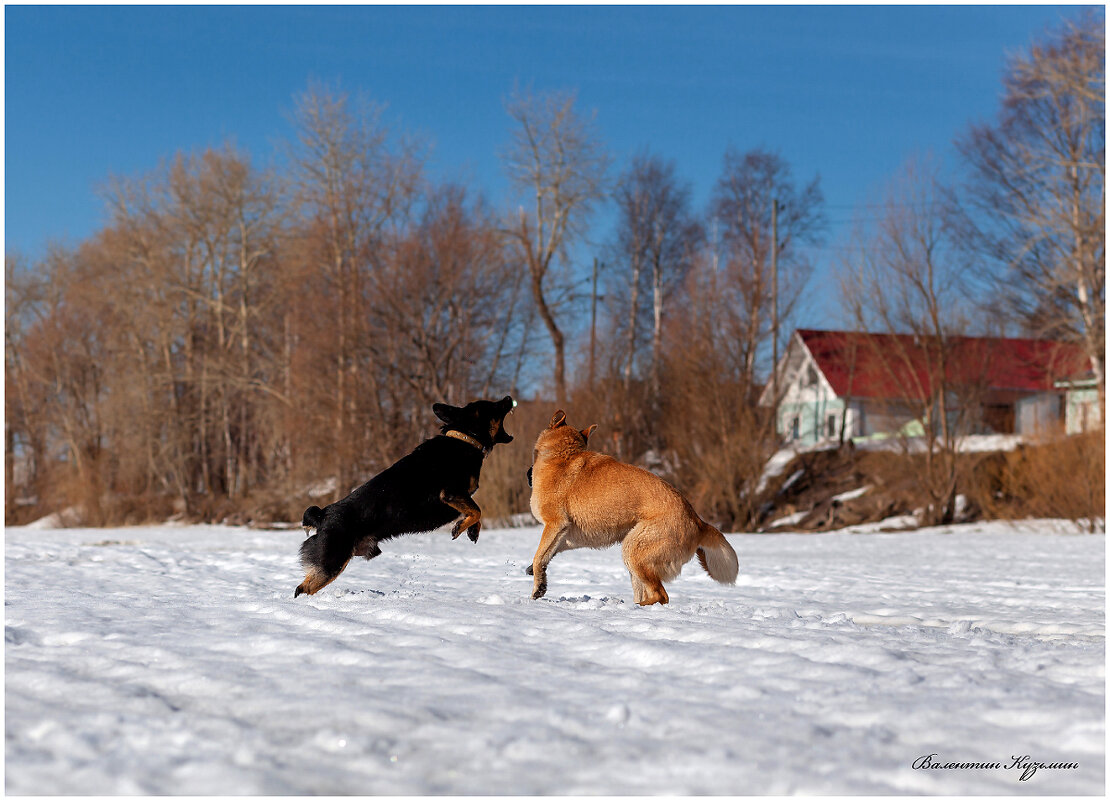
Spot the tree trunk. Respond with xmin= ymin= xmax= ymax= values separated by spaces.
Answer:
xmin=651 ymin=260 xmax=664 ymax=398
xmin=530 ymin=270 xmax=566 ymax=406
xmin=624 ymin=258 xmax=642 ymax=392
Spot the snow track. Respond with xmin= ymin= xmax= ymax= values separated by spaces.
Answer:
xmin=5 ymin=521 xmax=1104 ymax=794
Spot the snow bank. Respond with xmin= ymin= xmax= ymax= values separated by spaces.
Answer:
xmin=5 ymin=522 xmax=1104 ymax=794
xmin=832 ymin=485 xmax=871 ymax=502
xmin=22 ymin=506 xmax=84 ymax=529
xmin=852 ymin=433 xmax=1027 ymax=454
xmin=754 ymin=435 xmax=1023 ymax=501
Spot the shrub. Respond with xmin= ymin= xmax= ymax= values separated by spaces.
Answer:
xmin=974 ymin=428 xmax=1104 ymax=531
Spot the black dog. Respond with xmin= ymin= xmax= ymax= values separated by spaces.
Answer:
xmin=294 ymin=396 xmax=515 ymax=597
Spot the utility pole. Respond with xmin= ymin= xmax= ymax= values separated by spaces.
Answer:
xmin=588 ymin=257 xmax=600 ymax=386
xmin=771 ymin=198 xmax=780 ymax=403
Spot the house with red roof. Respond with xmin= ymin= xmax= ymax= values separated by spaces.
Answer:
xmin=759 ymin=329 xmax=1091 ymax=445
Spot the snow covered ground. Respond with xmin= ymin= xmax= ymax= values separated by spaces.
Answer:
xmin=5 ymin=520 xmax=1104 ymax=794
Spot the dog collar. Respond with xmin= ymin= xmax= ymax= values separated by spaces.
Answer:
xmin=444 ymin=429 xmax=487 ymax=455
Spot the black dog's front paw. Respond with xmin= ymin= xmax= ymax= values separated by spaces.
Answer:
xmin=524 ymin=564 xmax=534 ymax=576
xmin=467 ymin=524 xmax=480 ymax=543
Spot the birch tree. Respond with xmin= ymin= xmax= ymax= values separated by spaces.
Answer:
xmin=958 ymin=11 xmax=1104 ymax=395
xmin=710 ymin=147 xmax=824 ymax=398
xmin=287 ymin=81 xmax=421 ymax=493
xmin=502 ymin=86 xmax=608 ymax=405
xmin=611 ymin=153 xmax=702 ymax=395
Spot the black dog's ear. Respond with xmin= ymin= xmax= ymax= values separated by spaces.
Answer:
xmin=433 ymin=403 xmax=462 ymax=426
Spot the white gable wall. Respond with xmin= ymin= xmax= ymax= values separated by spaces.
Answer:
xmin=771 ymin=338 xmax=858 ymax=445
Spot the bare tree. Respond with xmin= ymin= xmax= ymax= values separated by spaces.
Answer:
xmin=604 ymin=153 xmax=702 ymax=459
xmin=6 ymin=254 xmax=48 ymax=520
xmin=657 ymin=251 xmax=777 ymax=529
xmin=167 ymin=146 xmax=283 ymax=499
xmin=838 ymin=157 xmax=978 ymax=525
xmin=364 ymin=184 xmax=525 ymax=431
xmin=2 ymin=245 xmax=117 ymax=522
xmin=99 ymin=144 xmax=284 ymax=504
xmin=610 ymin=153 xmax=702 ymax=395
xmin=501 ymin=86 xmax=609 ymax=406
xmin=287 ymin=80 xmax=422 ymax=494
xmin=100 ymin=168 xmax=201 ymax=505
xmin=711 ymin=147 xmax=824 ymax=398
xmin=958 ymin=11 xmax=1104 ymax=395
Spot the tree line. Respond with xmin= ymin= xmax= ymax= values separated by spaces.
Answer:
xmin=5 ymin=12 xmax=1103 ymax=528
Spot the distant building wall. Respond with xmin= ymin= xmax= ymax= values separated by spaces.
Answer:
xmin=777 ymin=384 xmax=931 ymax=446
xmin=1015 ymin=393 xmax=1064 ymax=435
xmin=1064 ymin=387 xmax=1101 ymax=434
xmin=776 ymin=375 xmax=852 ymax=445
xmin=778 ymin=398 xmax=850 ymax=445
xmin=855 ymin=401 xmax=919 ymax=438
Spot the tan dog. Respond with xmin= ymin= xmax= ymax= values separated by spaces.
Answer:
xmin=527 ymin=410 xmax=739 ymax=605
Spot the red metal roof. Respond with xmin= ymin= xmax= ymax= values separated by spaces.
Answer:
xmin=796 ymin=329 xmax=1089 ymax=401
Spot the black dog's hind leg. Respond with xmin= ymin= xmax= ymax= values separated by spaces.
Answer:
xmin=441 ymin=490 xmax=482 ymax=542
xmin=295 ymin=528 xmax=358 ymax=597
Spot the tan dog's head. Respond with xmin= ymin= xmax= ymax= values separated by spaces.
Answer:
xmin=533 ymin=409 xmax=598 ymax=456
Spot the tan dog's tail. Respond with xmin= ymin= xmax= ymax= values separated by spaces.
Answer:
xmin=696 ymin=523 xmax=739 ymax=584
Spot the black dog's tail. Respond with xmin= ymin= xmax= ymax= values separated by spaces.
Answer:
xmin=302 ymin=505 xmax=325 ymax=530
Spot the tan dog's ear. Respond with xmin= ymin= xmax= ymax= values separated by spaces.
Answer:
xmin=549 ymin=410 xmax=567 ymax=428
xmin=580 ymin=424 xmax=598 ymax=443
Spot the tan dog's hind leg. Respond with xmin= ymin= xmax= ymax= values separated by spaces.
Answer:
xmin=627 ymin=570 xmax=646 ymax=605
xmin=530 ymin=522 xmax=569 ymax=599
xmin=640 ymin=575 xmax=669 ymax=606
xmin=625 ymin=557 xmax=669 ymax=605
xmin=621 ymin=526 xmax=672 ymax=606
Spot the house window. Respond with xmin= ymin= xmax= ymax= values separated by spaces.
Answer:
xmin=790 ymin=416 xmax=800 ymax=441
xmin=826 ymin=414 xmax=837 ymax=439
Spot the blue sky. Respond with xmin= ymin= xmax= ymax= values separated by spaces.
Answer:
xmin=5 ymin=5 xmax=1094 ymax=326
